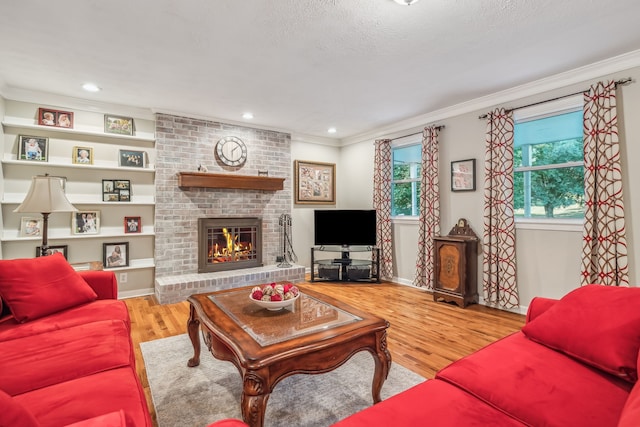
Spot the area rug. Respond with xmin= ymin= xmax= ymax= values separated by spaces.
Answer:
xmin=141 ymin=334 xmax=425 ymax=427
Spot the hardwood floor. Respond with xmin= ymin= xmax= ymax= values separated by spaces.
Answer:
xmin=125 ymin=280 xmax=525 ymax=426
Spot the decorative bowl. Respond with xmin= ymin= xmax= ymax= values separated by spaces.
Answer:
xmin=249 ymin=292 xmax=300 ymax=311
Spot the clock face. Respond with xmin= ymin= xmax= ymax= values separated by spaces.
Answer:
xmin=216 ymin=136 xmax=247 ymax=167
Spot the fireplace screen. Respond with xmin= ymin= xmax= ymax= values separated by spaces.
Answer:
xmin=198 ymin=217 xmax=262 ymax=273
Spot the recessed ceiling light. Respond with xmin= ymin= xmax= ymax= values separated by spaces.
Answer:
xmin=242 ymin=112 xmax=254 ymax=119
xmin=328 ymin=127 xmax=337 ymax=134
xmin=82 ymin=83 xmax=101 ymax=92
xmin=393 ymin=0 xmax=420 ymax=5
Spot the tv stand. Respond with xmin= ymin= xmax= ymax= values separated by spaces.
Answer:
xmin=310 ymin=246 xmax=380 ymax=283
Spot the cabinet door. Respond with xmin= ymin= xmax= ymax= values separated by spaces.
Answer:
xmin=435 ymin=240 xmax=466 ymax=294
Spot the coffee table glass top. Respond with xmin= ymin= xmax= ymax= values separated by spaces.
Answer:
xmin=209 ymin=289 xmax=362 ymax=346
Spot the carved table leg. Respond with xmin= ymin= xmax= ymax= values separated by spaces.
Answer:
xmin=371 ymin=327 xmax=392 ymax=403
xmin=187 ymin=303 xmax=201 ymax=368
xmin=241 ymin=372 xmax=269 ymax=427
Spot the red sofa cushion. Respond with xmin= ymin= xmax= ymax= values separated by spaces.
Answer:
xmin=0 ymin=389 xmax=39 ymax=427
xmin=436 ymin=332 xmax=632 ymax=427
xmin=330 ymin=379 xmax=525 ymax=427
xmin=0 ymin=319 xmax=132 ymax=396
xmin=618 ymin=379 xmax=640 ymax=427
xmin=0 ymin=299 xmax=129 ymax=342
xmin=14 ymin=367 xmax=151 ymax=427
xmin=0 ymin=253 xmax=97 ymax=322
xmin=522 ymin=284 xmax=640 ymax=383
xmin=65 ymin=410 xmax=129 ymax=427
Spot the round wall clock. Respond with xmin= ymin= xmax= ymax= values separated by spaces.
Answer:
xmin=216 ymin=136 xmax=247 ymax=167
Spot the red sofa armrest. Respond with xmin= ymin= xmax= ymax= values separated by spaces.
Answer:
xmin=206 ymin=420 xmax=249 ymax=427
xmin=525 ymin=296 xmax=558 ymax=323
xmin=78 ymin=271 xmax=118 ymax=300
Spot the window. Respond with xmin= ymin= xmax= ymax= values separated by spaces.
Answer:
xmin=392 ymin=143 xmax=421 ymax=217
xmin=513 ymin=97 xmax=584 ymax=221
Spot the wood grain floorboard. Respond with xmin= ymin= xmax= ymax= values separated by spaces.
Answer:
xmin=125 ymin=280 xmax=525 ymax=426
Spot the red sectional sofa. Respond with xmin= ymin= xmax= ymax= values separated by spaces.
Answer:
xmin=0 ymin=254 xmax=152 ymax=427
xmin=209 ymin=284 xmax=640 ymax=427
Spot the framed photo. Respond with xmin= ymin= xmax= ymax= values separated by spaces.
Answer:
xmin=72 ymin=146 xmax=94 ymax=165
xmin=19 ymin=217 xmax=43 ymax=237
xmin=17 ymin=135 xmax=48 ymax=161
xmin=294 ymin=160 xmax=336 ymax=205
xmin=119 ymin=149 xmax=146 ymax=168
xmin=103 ymin=242 xmax=129 ymax=268
xmin=38 ymin=108 xmax=74 ymax=128
xmin=451 ymin=159 xmax=476 ymax=192
xmin=36 ymin=245 xmax=68 ymax=259
xmin=124 ymin=216 xmax=142 ymax=233
xmin=72 ymin=211 xmax=100 ymax=234
xmin=104 ymin=114 xmax=134 ymax=136
xmin=102 ymin=179 xmax=131 ymax=202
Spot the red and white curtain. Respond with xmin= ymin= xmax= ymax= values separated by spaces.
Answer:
xmin=483 ymin=109 xmax=519 ymax=309
xmin=373 ymin=139 xmax=393 ymax=279
xmin=581 ymin=81 xmax=628 ymax=287
xmin=414 ymin=126 xmax=440 ymax=288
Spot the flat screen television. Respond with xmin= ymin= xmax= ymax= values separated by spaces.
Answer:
xmin=314 ymin=209 xmax=377 ymax=247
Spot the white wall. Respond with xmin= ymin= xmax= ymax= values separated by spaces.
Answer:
xmin=290 ymin=65 xmax=640 ymax=311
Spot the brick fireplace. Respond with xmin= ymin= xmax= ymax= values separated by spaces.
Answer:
xmin=153 ymin=114 xmax=304 ymax=303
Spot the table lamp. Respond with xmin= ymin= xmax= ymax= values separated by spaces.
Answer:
xmin=14 ymin=174 xmax=77 ymax=257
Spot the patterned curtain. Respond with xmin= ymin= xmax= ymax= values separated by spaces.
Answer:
xmin=414 ymin=126 xmax=440 ymax=288
xmin=373 ymin=139 xmax=393 ymax=280
xmin=581 ymin=81 xmax=628 ymax=287
xmin=483 ymin=109 xmax=519 ymax=309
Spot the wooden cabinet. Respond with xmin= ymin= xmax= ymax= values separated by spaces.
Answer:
xmin=433 ymin=218 xmax=478 ymax=308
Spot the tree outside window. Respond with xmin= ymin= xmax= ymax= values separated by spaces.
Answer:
xmin=392 ymin=144 xmax=421 ymax=216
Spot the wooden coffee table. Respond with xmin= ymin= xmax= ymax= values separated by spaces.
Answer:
xmin=187 ymin=284 xmax=391 ymax=427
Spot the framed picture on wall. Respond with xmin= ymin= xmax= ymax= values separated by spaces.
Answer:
xmin=451 ymin=159 xmax=476 ymax=192
xmin=118 ymin=149 xmax=146 ymax=168
xmin=104 ymin=114 xmax=134 ymax=136
xmin=19 ymin=217 xmax=43 ymax=237
xmin=18 ymin=135 xmax=49 ymax=161
xmin=37 ymin=108 xmax=74 ymax=128
xmin=102 ymin=179 xmax=131 ymax=202
xmin=103 ymin=242 xmax=129 ymax=269
xmin=36 ymin=245 xmax=68 ymax=259
xmin=124 ymin=216 xmax=142 ymax=233
xmin=294 ymin=160 xmax=336 ymax=205
xmin=72 ymin=146 xmax=94 ymax=164
xmin=72 ymin=211 xmax=100 ymax=234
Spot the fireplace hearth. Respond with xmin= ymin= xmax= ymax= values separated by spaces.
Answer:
xmin=198 ymin=217 xmax=262 ymax=273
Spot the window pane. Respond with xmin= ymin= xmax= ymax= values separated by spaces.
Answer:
xmin=392 ymin=182 xmax=415 ymax=216
xmin=514 ymin=166 xmax=584 ymax=218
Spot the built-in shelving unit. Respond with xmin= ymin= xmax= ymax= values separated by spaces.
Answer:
xmin=1 ymin=100 xmax=156 ymax=294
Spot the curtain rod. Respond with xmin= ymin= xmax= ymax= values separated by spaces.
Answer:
xmin=389 ymin=125 xmax=445 ymax=141
xmin=477 ymin=77 xmax=633 ymax=120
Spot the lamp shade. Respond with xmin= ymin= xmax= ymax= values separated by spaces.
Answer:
xmin=14 ymin=175 xmax=77 ymax=214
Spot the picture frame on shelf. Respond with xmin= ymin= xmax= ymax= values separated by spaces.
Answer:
xmin=124 ymin=216 xmax=142 ymax=233
xmin=103 ymin=242 xmax=129 ymax=269
xmin=451 ymin=159 xmax=476 ymax=192
xmin=17 ymin=135 xmax=48 ymax=162
xmin=102 ymin=179 xmax=131 ymax=202
xmin=118 ymin=149 xmax=146 ymax=168
xmin=294 ymin=160 xmax=336 ymax=205
xmin=37 ymin=108 xmax=73 ymax=129
xmin=36 ymin=245 xmax=68 ymax=259
xmin=72 ymin=211 xmax=100 ymax=235
xmin=104 ymin=114 xmax=134 ymax=136
xmin=72 ymin=146 xmax=93 ymax=165
xmin=19 ymin=217 xmax=43 ymax=237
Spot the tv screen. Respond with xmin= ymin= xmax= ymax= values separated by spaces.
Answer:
xmin=314 ymin=210 xmax=377 ymax=247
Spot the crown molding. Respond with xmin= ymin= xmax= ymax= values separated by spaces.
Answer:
xmin=1 ymin=86 xmax=155 ymax=120
xmin=341 ymin=49 xmax=640 ymax=146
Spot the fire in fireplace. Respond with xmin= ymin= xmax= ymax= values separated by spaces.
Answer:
xmin=198 ymin=217 xmax=263 ymax=273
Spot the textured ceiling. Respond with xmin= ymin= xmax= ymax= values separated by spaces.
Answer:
xmin=1 ymin=0 xmax=640 ymax=139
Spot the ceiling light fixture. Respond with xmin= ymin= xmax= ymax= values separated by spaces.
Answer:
xmin=82 ymin=83 xmax=101 ymax=92
xmin=242 ymin=112 xmax=254 ymax=119
xmin=327 ymin=127 xmax=337 ymax=134
xmin=393 ymin=0 xmax=419 ymax=5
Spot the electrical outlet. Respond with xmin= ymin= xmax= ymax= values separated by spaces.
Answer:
xmin=119 ymin=273 xmax=128 ymax=283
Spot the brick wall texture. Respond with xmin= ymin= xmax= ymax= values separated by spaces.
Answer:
xmin=154 ymin=113 xmax=292 ymax=278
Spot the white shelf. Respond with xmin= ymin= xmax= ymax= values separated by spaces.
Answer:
xmin=2 ymin=119 xmax=155 ymax=143
xmin=1 ymin=226 xmax=155 ymax=242
xmin=1 ymin=158 xmax=156 ymax=173
xmin=73 ymin=258 xmax=155 ymax=272
xmin=2 ymin=193 xmax=155 ymax=205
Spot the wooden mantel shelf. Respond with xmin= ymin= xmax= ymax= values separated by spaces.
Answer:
xmin=177 ymin=172 xmax=285 ymax=191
